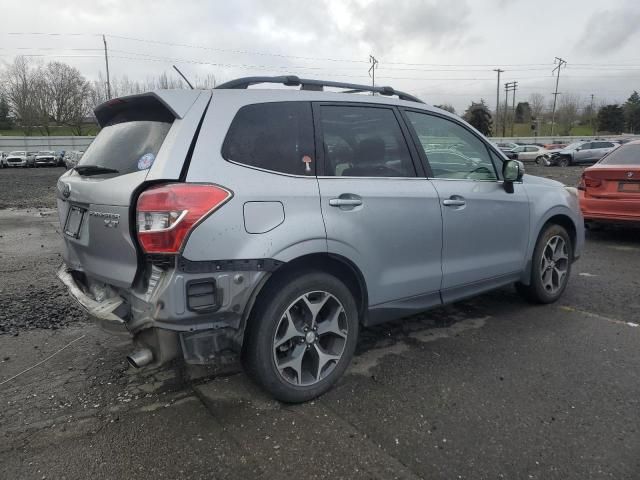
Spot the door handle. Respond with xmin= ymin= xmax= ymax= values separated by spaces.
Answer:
xmin=443 ymin=198 xmax=466 ymax=207
xmin=329 ymin=198 xmax=363 ymax=207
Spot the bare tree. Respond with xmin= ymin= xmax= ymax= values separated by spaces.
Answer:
xmin=528 ymin=93 xmax=546 ymax=120
xmin=556 ymin=94 xmax=581 ymax=135
xmin=194 ymin=73 xmax=217 ymax=89
xmin=1 ymin=56 xmax=40 ymax=135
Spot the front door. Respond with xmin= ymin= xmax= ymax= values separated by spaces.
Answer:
xmin=401 ymin=110 xmax=531 ymax=302
xmin=574 ymin=143 xmax=593 ymax=163
xmin=314 ymin=104 xmax=443 ymax=311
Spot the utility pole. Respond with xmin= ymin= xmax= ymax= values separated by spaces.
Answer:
xmin=369 ymin=55 xmax=378 ymax=94
xmin=510 ymin=81 xmax=518 ymax=137
xmin=503 ymin=81 xmax=517 ymax=137
xmin=494 ymin=68 xmax=504 ymax=136
xmin=590 ymin=94 xmax=595 ymax=135
xmin=102 ymin=34 xmax=111 ymax=100
xmin=550 ymin=56 xmax=567 ymax=136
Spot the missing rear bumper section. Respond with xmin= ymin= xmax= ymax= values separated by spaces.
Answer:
xmin=56 ymin=260 xmax=275 ymax=367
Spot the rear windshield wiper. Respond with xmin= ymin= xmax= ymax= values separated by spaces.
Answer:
xmin=74 ymin=165 xmax=119 ymax=176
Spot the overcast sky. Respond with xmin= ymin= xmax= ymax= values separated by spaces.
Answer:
xmin=2 ymin=0 xmax=640 ymax=112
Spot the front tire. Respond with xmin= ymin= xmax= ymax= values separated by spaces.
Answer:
xmin=557 ymin=156 xmax=570 ymax=167
xmin=243 ymin=271 xmax=359 ymax=403
xmin=516 ymin=224 xmax=573 ymax=304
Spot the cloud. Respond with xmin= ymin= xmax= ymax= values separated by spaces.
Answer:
xmin=342 ymin=0 xmax=472 ymax=56
xmin=577 ymin=6 xmax=640 ymax=54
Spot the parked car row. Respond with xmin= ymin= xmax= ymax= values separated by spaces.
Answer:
xmin=0 ymin=150 xmax=83 ymax=169
xmin=494 ymin=140 xmax=627 ymax=168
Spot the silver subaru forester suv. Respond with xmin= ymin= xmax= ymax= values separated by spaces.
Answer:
xmin=57 ymin=76 xmax=584 ymax=402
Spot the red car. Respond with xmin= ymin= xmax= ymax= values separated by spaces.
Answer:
xmin=578 ymin=140 xmax=640 ymax=225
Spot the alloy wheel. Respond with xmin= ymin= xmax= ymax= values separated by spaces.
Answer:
xmin=539 ymin=235 xmax=569 ymax=294
xmin=272 ymin=291 xmax=348 ymax=386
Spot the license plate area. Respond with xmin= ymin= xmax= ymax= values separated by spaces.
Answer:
xmin=618 ymin=181 xmax=640 ymax=192
xmin=64 ymin=206 xmax=86 ymax=238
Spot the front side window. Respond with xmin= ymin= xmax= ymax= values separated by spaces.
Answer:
xmin=405 ymin=111 xmax=497 ymax=181
xmin=319 ymin=105 xmax=415 ymax=177
xmin=222 ymin=102 xmax=315 ymax=176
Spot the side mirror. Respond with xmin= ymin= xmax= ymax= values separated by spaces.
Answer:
xmin=576 ymin=147 xmax=582 ymax=151
xmin=502 ymin=160 xmax=524 ymax=193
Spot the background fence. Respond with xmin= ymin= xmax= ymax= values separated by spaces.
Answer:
xmin=0 ymin=136 xmax=95 ymax=153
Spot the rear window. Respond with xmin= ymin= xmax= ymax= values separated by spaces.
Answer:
xmin=599 ymin=144 xmax=640 ymax=165
xmin=222 ymin=102 xmax=315 ymax=176
xmin=77 ymin=120 xmax=171 ymax=176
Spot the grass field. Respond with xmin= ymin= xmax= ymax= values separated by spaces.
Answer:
xmin=494 ymin=122 xmax=595 ymax=138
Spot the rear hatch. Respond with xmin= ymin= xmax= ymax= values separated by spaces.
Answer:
xmin=582 ymin=144 xmax=640 ymax=200
xmin=57 ymin=89 xmax=211 ymax=288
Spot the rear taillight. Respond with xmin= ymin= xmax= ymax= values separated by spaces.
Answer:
xmin=578 ymin=174 xmax=601 ymax=191
xmin=136 ymin=183 xmax=232 ymax=254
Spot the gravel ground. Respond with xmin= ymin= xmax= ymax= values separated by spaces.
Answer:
xmin=0 ymin=166 xmax=65 ymax=209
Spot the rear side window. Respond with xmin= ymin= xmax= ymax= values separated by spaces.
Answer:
xmin=319 ymin=105 xmax=415 ymax=177
xmin=222 ymin=102 xmax=315 ymax=175
xmin=599 ymin=144 xmax=640 ymax=165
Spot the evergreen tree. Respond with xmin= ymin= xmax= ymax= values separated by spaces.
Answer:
xmin=463 ymin=100 xmax=493 ymax=136
xmin=597 ymin=105 xmax=625 ymax=134
xmin=623 ymin=91 xmax=640 ymax=134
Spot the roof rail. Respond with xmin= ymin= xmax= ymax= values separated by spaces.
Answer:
xmin=215 ymin=76 xmax=424 ymax=103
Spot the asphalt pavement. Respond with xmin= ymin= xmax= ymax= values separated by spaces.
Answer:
xmin=1 ymin=165 xmax=639 ymax=479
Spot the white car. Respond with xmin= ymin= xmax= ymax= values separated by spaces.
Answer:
xmin=510 ymin=145 xmax=550 ymax=165
xmin=5 ymin=151 xmax=35 ymax=168
xmin=35 ymin=151 xmax=58 ymax=167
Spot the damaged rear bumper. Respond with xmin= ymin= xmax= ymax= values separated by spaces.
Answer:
xmin=56 ymin=264 xmax=130 ymax=336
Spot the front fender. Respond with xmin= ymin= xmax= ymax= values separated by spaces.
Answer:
xmin=520 ymin=184 xmax=585 ymax=283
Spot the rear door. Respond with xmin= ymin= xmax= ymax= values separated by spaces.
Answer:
xmin=401 ymin=109 xmax=530 ymax=302
xmin=314 ymin=103 xmax=443 ymax=309
xmin=57 ymin=90 xmax=210 ymax=287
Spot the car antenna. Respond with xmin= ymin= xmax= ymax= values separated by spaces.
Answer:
xmin=173 ymin=65 xmax=194 ymax=90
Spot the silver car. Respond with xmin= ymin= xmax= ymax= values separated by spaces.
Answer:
xmin=550 ymin=141 xmax=619 ymax=166
xmin=510 ymin=145 xmax=550 ymax=164
xmin=57 ymin=77 xmax=584 ymax=402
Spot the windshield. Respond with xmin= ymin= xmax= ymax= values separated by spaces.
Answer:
xmin=38 ymin=151 xmax=54 ymax=155
xmin=77 ymin=120 xmax=172 ymax=176
xmin=9 ymin=151 xmax=25 ymax=156
xmin=599 ymin=144 xmax=640 ymax=165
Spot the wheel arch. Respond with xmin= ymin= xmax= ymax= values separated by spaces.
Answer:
xmin=239 ymin=252 xmax=369 ymax=346
xmin=521 ymin=211 xmax=579 ymax=285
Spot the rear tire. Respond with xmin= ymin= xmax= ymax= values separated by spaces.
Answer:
xmin=243 ymin=271 xmax=359 ymax=403
xmin=516 ymin=224 xmax=573 ymax=304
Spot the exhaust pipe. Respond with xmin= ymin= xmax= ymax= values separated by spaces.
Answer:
xmin=126 ymin=348 xmax=153 ymax=368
